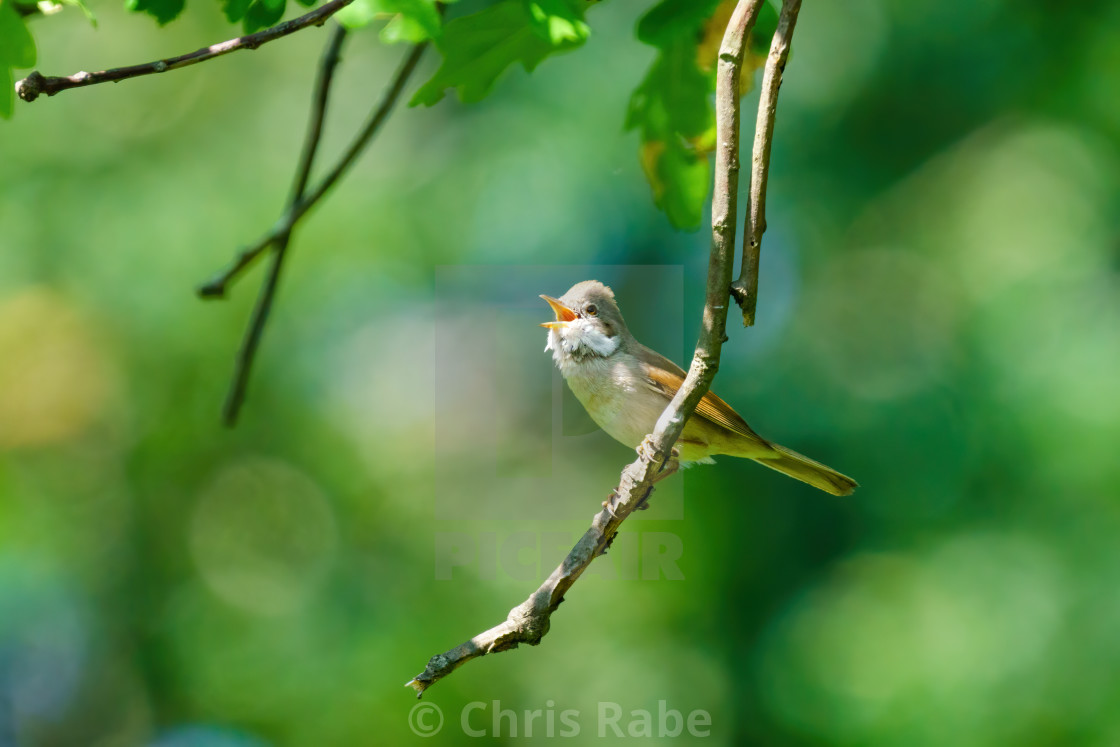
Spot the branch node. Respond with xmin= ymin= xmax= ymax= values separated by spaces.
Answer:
xmin=196 ymin=281 xmax=227 ymax=299
xmin=15 ymin=71 xmax=45 ymax=102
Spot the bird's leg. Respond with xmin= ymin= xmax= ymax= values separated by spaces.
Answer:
xmin=652 ymin=447 xmax=682 ymax=485
xmin=603 ymin=444 xmax=685 ymax=516
xmin=602 ymin=489 xmax=620 ymax=517
xmin=634 ymin=446 xmax=681 ymax=511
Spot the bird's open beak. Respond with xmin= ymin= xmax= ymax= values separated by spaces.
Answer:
xmin=540 ymin=295 xmax=577 ymax=328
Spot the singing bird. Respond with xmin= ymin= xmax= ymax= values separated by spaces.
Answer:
xmin=541 ymin=280 xmax=857 ymax=496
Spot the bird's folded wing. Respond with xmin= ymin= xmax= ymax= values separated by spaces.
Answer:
xmin=642 ymin=361 xmax=771 ymax=447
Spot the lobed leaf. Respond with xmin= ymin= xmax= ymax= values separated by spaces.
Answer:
xmin=125 ymin=0 xmax=186 ymax=25
xmin=626 ymin=0 xmax=777 ymax=229
xmin=221 ymin=0 xmax=251 ymax=22
xmin=626 ymin=36 xmax=714 ymax=230
xmin=60 ymin=0 xmax=98 ymax=25
xmin=411 ymin=0 xmax=589 ymax=107
xmin=336 ymin=0 xmax=441 ymax=44
xmin=243 ymin=0 xmax=285 ymax=32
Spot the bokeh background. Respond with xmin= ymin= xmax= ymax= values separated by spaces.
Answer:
xmin=3 ymin=0 xmax=1120 ymax=744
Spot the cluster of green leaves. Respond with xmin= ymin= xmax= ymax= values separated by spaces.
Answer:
xmin=335 ymin=0 xmax=442 ymax=44
xmin=626 ymin=0 xmax=777 ymax=229
xmin=220 ymin=0 xmax=317 ymax=33
xmin=4 ymin=0 xmax=778 ymax=227
xmin=406 ymin=0 xmax=590 ymax=105
xmin=337 ymin=0 xmax=592 ymax=105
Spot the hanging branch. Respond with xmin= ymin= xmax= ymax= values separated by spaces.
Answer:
xmin=204 ymin=39 xmax=428 ymax=425
xmin=406 ymin=0 xmax=772 ymax=698
xmin=197 ymin=42 xmax=428 ymax=302
xmin=15 ymin=0 xmax=355 ymax=103
xmin=729 ymin=0 xmax=803 ymax=326
xmin=214 ymin=24 xmax=347 ymax=426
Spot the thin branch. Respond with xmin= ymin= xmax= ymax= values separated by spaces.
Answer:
xmin=406 ymin=0 xmax=771 ymax=698
xmin=197 ymin=41 xmax=428 ymax=301
xmin=213 ymin=42 xmax=427 ymax=425
xmin=14 ymin=0 xmax=355 ymax=103
xmin=729 ymin=0 xmax=802 ymax=326
xmin=217 ymin=24 xmax=348 ymax=427
xmin=290 ymin=29 xmax=349 ymax=205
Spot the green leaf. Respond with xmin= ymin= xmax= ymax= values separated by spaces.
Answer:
xmin=643 ymin=137 xmax=712 ymax=230
xmin=125 ymin=0 xmax=186 ymax=24
xmin=411 ymin=0 xmax=589 ymax=107
xmin=1 ymin=66 xmax=12 ymax=120
xmin=334 ymin=0 xmax=376 ymax=28
xmin=59 ymin=0 xmax=98 ymax=25
xmin=0 ymin=0 xmax=37 ymax=68
xmin=626 ymin=0 xmax=782 ymax=228
xmin=635 ymin=0 xmax=721 ymax=47
xmin=222 ymin=0 xmax=251 ymax=22
xmin=336 ymin=0 xmax=441 ymax=43
xmin=379 ymin=0 xmax=440 ymax=42
xmin=379 ymin=12 xmax=426 ymax=43
xmin=625 ymin=36 xmax=714 ymax=230
xmin=243 ymin=0 xmax=284 ymax=32
xmin=628 ymin=0 xmax=735 ymax=230
xmin=0 ymin=0 xmax=36 ymax=119
xmin=526 ymin=0 xmax=587 ymax=44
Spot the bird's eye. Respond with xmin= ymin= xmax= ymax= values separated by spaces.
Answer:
xmin=585 ymin=304 xmax=598 ymax=316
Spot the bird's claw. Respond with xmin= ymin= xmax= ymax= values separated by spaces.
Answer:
xmin=602 ymin=487 xmax=655 ymax=518
xmin=602 ymin=490 xmax=621 ymax=519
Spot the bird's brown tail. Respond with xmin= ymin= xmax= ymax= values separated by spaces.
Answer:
xmin=753 ymin=443 xmax=858 ymax=496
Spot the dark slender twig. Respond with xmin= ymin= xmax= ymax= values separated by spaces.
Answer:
xmin=289 ymin=28 xmax=348 ymax=206
xmin=216 ymin=38 xmax=428 ymax=425
xmin=218 ymin=25 xmax=348 ymax=426
xmin=729 ymin=0 xmax=802 ymax=326
xmin=198 ymin=42 xmax=428 ymax=301
xmin=14 ymin=0 xmax=355 ymax=103
xmin=407 ymin=0 xmax=771 ymax=698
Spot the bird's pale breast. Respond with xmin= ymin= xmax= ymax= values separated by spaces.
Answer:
xmin=560 ymin=355 xmax=717 ymax=462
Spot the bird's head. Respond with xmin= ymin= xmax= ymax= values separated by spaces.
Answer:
xmin=541 ymin=280 xmax=628 ymax=362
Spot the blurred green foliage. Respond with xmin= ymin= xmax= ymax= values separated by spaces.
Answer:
xmin=2 ymin=0 xmax=1120 ymax=745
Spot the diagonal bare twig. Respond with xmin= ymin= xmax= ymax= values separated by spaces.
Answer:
xmin=730 ymin=0 xmax=803 ymax=326
xmin=406 ymin=0 xmax=772 ymax=698
xmin=212 ymin=39 xmax=428 ymax=425
xmin=217 ymin=24 xmax=348 ymax=427
xmin=15 ymin=0 xmax=356 ymax=103
xmin=197 ymin=41 xmax=428 ymax=302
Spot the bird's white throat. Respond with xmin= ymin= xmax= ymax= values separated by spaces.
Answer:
xmin=545 ymin=319 xmax=620 ymax=374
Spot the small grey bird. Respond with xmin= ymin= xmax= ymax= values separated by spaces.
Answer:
xmin=541 ymin=280 xmax=857 ymax=496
